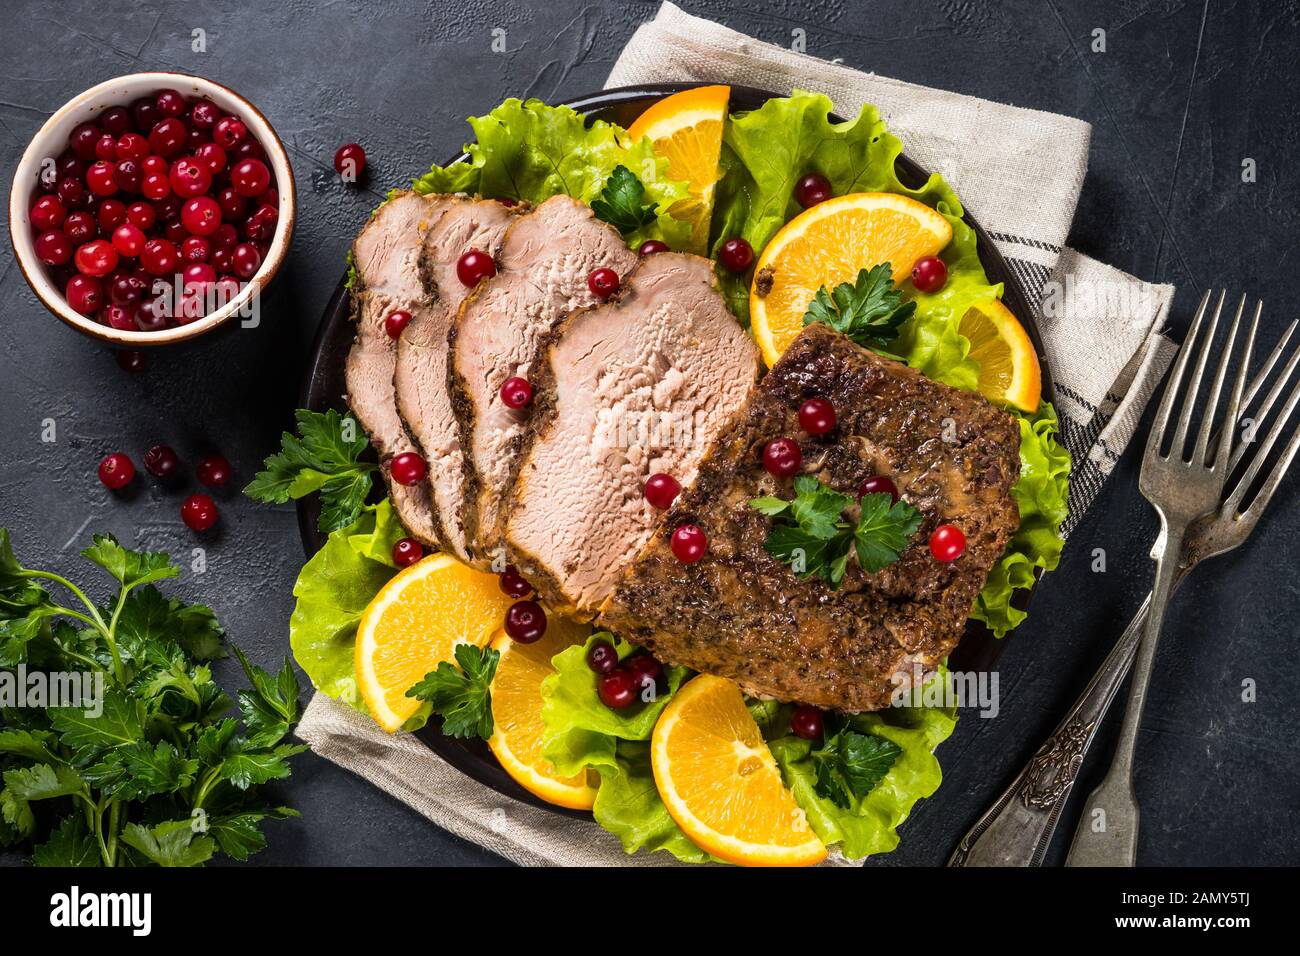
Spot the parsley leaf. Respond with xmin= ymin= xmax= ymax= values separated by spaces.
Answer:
xmin=802 ymin=263 xmax=916 ymax=352
xmin=406 ymin=643 xmax=500 ymax=739
xmin=749 ymin=477 xmax=920 ymax=587
xmin=590 ymin=165 xmax=659 ymax=236
xmin=244 ymin=408 xmax=378 ymax=533
xmin=812 ymin=729 xmax=903 ymax=808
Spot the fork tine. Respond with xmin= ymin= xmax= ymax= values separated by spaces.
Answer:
xmin=1148 ymin=289 xmax=1213 ymax=459
xmin=1226 ymin=344 xmax=1300 ymax=514
xmin=1173 ymin=290 xmax=1227 ymax=457
xmin=1229 ymin=316 xmax=1296 ymax=472
xmin=1200 ymin=297 xmax=1256 ymax=468
xmin=1243 ymin=397 xmax=1300 ymax=518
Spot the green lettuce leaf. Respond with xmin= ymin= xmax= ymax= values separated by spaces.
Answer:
xmin=413 ymin=98 xmax=691 ymax=250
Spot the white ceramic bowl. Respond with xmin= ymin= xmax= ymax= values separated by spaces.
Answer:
xmin=8 ymin=71 xmax=296 ymax=347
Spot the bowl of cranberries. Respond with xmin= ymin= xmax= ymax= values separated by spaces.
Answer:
xmin=8 ymin=72 xmax=295 ymax=346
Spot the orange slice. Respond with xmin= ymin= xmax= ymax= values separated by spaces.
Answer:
xmin=749 ymin=192 xmax=952 ymax=366
xmin=488 ymin=618 xmax=600 ymax=810
xmin=651 ymin=675 xmax=826 ymax=866
xmin=627 ymin=85 xmax=730 ymax=254
xmin=959 ymin=299 xmax=1042 ymax=412
xmin=355 ymin=554 xmax=515 ymax=732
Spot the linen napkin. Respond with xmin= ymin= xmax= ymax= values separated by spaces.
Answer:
xmin=295 ymin=1 xmax=1178 ymax=866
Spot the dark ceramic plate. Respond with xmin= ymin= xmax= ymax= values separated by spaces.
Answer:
xmin=297 ymin=83 xmax=1054 ymax=816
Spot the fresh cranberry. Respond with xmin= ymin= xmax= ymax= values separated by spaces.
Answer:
xmin=113 ymin=157 xmax=142 ymax=193
xmin=115 ymin=132 xmax=148 ymax=160
xmin=391 ymin=537 xmax=423 ymax=567
xmin=499 ymin=376 xmax=532 ymax=409
xmin=497 ymin=197 xmax=517 ymax=207
xmin=140 ymin=172 xmax=171 ymax=201
xmin=163 ymin=220 xmax=189 ymax=245
xmin=190 ymin=99 xmax=221 ymax=129
xmin=57 ymin=176 xmax=89 ymax=209
xmin=34 ymin=230 xmax=72 ymax=266
xmin=498 ymin=567 xmax=532 ymax=599
xmin=111 ymin=223 xmax=146 ymax=258
xmin=763 ymin=437 xmax=802 ymax=478
xmin=231 ymin=138 xmax=266 ymax=163
xmin=194 ymin=141 xmax=227 ymax=175
xmin=148 ymin=117 xmax=188 ymax=158
xmin=143 ymin=444 xmax=180 ymax=478
xmin=857 ymin=474 xmax=900 ymax=503
xmin=794 ymin=173 xmax=833 ymax=208
xmin=155 ymin=89 xmax=186 ymax=117
xmin=186 ymin=128 xmax=210 ymax=152
xmin=638 ymin=239 xmax=669 ymax=255
xmin=131 ymin=98 xmax=161 ymax=131
xmin=169 ymin=158 xmax=211 ymax=197
xmin=213 ymin=276 xmax=242 ymax=307
xmin=929 ymin=523 xmax=966 ymax=562
xmin=243 ymin=206 xmax=276 ymax=242
xmin=30 ymin=195 xmax=66 ymax=230
xmin=140 ymin=239 xmax=178 ymax=276
xmin=719 ymin=237 xmax=754 ymax=272
xmin=96 ymin=199 xmax=127 ymax=232
xmin=210 ymin=223 xmax=238 ymax=250
xmin=65 ymin=275 xmax=103 ymax=315
xmin=231 ymin=243 xmax=261 ymax=279
xmin=333 ymin=142 xmax=365 ymax=176
xmin=456 ymin=249 xmax=496 ymax=287
xmin=504 ymin=600 xmax=547 ymax=644
xmin=257 ymin=187 xmax=279 ymax=208
xmin=586 ymin=639 xmax=618 ymax=675
xmin=911 ymin=256 xmax=948 ymax=294
xmin=85 ymin=160 xmax=118 ymax=197
xmin=587 ymin=267 xmax=619 ymax=299
xmin=109 ymin=271 xmax=145 ymax=304
xmin=97 ymin=452 xmax=135 ymax=489
xmin=390 ymin=451 xmax=426 ymax=485
xmin=101 ymin=107 xmax=133 ymax=137
xmin=93 ymin=134 xmax=118 ymax=162
xmin=212 ymin=116 xmax=248 ymax=149
xmin=141 ymin=154 xmax=168 ymax=177
xmin=135 ymin=298 xmax=168 ymax=331
xmin=181 ymin=494 xmax=219 ymax=532
xmin=229 ymin=157 xmax=270 ymax=197
xmin=644 ymin=473 xmax=681 ymax=510
xmin=101 ymin=303 xmax=135 ymax=331
xmin=798 ymin=397 xmax=836 ymax=435
xmin=383 ymin=309 xmax=412 ymax=339
xmin=181 ymin=236 xmax=211 ymax=262
xmin=790 ymin=705 xmax=825 ymax=740
xmin=670 ymin=524 xmax=708 ymax=563
xmin=74 ymin=240 xmax=118 ymax=277
xmin=598 ymin=669 xmax=637 ymax=709
xmin=69 ymin=122 xmax=101 ymax=161
xmin=210 ymin=248 xmax=234 ymax=274
xmin=179 ymin=196 xmax=221 ymax=236
xmin=115 ymin=349 xmax=147 ymax=373
xmin=196 ymin=454 xmax=231 ymax=487
xmin=154 ymin=194 xmax=181 ymax=224
xmin=126 ymin=201 xmax=156 ymax=230
xmin=215 ymin=186 xmax=247 ymax=221
xmin=62 ymin=210 xmax=96 ymax=243
xmin=626 ymin=653 xmax=664 ymax=694
xmin=182 ymin=262 xmax=216 ymax=292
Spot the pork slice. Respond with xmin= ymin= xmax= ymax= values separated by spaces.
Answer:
xmin=393 ymin=197 xmax=518 ymax=561
xmin=599 ymin=322 xmax=1023 ymax=712
xmin=449 ymin=195 xmax=638 ymax=568
xmin=345 ymin=190 xmax=450 ymax=545
xmin=506 ymin=253 xmax=760 ymax=617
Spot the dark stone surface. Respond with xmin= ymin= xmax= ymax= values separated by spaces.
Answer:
xmin=1 ymin=0 xmax=1296 ymax=867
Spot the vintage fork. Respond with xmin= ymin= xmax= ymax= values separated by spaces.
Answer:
xmin=951 ymin=292 xmax=1297 ymax=867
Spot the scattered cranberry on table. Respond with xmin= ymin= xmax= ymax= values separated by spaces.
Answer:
xmin=97 ymin=453 xmax=135 ymax=490
xmin=143 ymin=444 xmax=180 ymax=478
xmin=857 ymin=474 xmax=900 ymax=503
xmin=911 ymin=255 xmax=948 ymax=294
xmin=763 ymin=437 xmax=802 ymax=478
xmin=643 ymin=473 xmax=681 ymax=510
xmin=181 ymin=494 xmax=219 ymax=532
xmin=790 ymin=705 xmax=825 ymax=740
xmin=598 ymin=668 xmax=637 ymax=709
xmin=670 ymin=523 xmax=708 ymax=564
xmin=719 ymin=237 xmax=754 ymax=273
xmin=587 ymin=267 xmax=619 ymax=300
xmin=389 ymin=451 xmax=427 ymax=485
xmin=456 ymin=247 xmax=494 ymax=288
xmin=498 ymin=566 xmax=532 ymax=599
xmin=794 ymin=173 xmax=833 ymax=208
xmin=196 ymin=454 xmax=231 ymax=487
xmin=384 ymin=309 xmax=413 ymax=339
xmin=504 ymin=599 xmax=547 ymax=644
xmin=929 ymin=523 xmax=966 ymax=562
xmin=391 ymin=537 xmax=423 ymax=568
xmin=499 ymin=376 xmax=532 ymax=409
xmin=638 ymin=239 xmax=669 ymax=255
xmin=115 ymin=349 xmax=147 ymax=373
xmin=798 ymin=397 xmax=836 ymax=436
xmin=333 ymin=142 xmax=366 ymax=178
xmin=586 ymin=639 xmax=618 ymax=675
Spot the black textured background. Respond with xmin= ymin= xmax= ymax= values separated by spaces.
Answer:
xmin=2 ymin=0 xmax=1297 ymax=867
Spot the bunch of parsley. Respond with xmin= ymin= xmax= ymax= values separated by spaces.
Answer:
xmin=750 ymin=475 xmax=922 ymax=588
xmin=0 ymin=530 xmax=303 ymax=867
xmin=803 ymin=262 xmax=916 ymax=354
xmin=591 ymin=165 xmax=659 ymax=236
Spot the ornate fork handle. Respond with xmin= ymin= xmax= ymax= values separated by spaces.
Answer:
xmin=949 ymin=566 xmax=1191 ymax=867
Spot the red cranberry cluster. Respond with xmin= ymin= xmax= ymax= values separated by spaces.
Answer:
xmin=30 ymin=89 xmax=279 ymax=331
xmin=97 ymin=446 xmax=231 ymax=532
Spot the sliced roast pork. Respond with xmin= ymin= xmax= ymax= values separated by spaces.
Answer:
xmin=345 ymin=191 xmax=446 ymax=545
xmin=505 ymin=253 xmax=760 ymax=617
xmin=449 ymin=195 xmax=638 ymax=567
xmin=393 ymin=197 xmax=518 ymax=561
xmin=599 ymin=322 xmax=1023 ymax=713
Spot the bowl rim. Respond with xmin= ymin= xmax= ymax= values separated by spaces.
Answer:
xmin=7 ymin=70 xmax=297 ymax=348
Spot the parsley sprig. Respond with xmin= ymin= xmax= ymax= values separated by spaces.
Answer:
xmin=0 ymin=530 xmax=303 ymax=867
xmin=812 ymin=728 xmax=903 ymax=808
xmin=802 ymin=263 xmax=916 ymax=353
xmin=591 ymin=165 xmax=659 ymax=236
xmin=244 ymin=408 xmax=378 ymax=533
xmin=750 ymin=475 xmax=921 ymax=588
xmin=406 ymin=644 xmax=499 ymax=739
